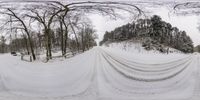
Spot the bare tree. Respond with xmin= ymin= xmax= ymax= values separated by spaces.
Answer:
xmin=173 ymin=2 xmax=200 ymax=15
xmin=174 ymin=1 xmax=200 ymax=36
xmin=0 ymin=8 xmax=36 ymax=60
xmin=0 ymin=1 xmax=143 ymax=61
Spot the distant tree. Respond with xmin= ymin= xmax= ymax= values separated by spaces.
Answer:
xmin=0 ymin=36 xmax=6 ymax=53
xmin=78 ymin=26 xmax=97 ymax=52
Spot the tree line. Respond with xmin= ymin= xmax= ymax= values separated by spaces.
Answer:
xmin=100 ymin=15 xmax=193 ymax=53
xmin=0 ymin=1 xmax=143 ymax=61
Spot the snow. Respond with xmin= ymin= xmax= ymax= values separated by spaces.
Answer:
xmin=0 ymin=45 xmax=199 ymax=100
xmin=103 ymin=40 xmax=182 ymax=54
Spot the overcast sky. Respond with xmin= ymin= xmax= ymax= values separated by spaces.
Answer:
xmin=89 ymin=6 xmax=200 ymax=46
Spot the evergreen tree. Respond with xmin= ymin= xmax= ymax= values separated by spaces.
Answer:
xmin=100 ymin=15 xmax=194 ymax=53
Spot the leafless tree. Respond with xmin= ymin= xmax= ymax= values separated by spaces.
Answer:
xmin=0 ymin=1 xmax=143 ymax=61
xmin=0 ymin=8 xmax=36 ymax=60
xmin=174 ymin=2 xmax=200 ymax=15
xmin=174 ymin=1 xmax=200 ymax=35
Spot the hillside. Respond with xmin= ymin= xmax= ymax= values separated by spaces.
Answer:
xmin=100 ymin=15 xmax=194 ymax=53
xmin=102 ymin=40 xmax=182 ymax=54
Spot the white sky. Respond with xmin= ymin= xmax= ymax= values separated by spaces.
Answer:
xmin=89 ymin=7 xmax=200 ymax=46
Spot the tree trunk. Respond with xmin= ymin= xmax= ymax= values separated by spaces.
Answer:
xmin=81 ymin=29 xmax=85 ymax=52
xmin=27 ymin=34 xmax=36 ymax=60
xmin=64 ymin=29 xmax=68 ymax=56
xmin=62 ymin=17 xmax=68 ymax=57
xmin=59 ymin=19 xmax=64 ymax=56
xmin=46 ymin=29 xmax=52 ymax=60
xmin=24 ymin=36 xmax=30 ymax=55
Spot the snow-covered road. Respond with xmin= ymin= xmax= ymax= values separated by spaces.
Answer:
xmin=0 ymin=47 xmax=199 ymax=100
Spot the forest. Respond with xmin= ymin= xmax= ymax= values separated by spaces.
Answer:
xmin=0 ymin=1 xmax=143 ymax=62
xmin=100 ymin=15 xmax=194 ymax=53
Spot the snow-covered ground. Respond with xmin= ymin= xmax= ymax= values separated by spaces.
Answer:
xmin=103 ymin=40 xmax=182 ymax=54
xmin=0 ymin=46 xmax=199 ymax=100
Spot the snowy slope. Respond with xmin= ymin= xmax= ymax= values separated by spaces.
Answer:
xmin=0 ymin=47 xmax=199 ymax=100
xmin=102 ymin=40 xmax=182 ymax=54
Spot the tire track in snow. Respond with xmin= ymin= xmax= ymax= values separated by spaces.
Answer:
xmin=103 ymin=47 xmax=193 ymax=66
xmin=102 ymin=50 xmax=193 ymax=78
xmin=99 ymin=49 xmax=194 ymax=89
xmin=191 ymin=53 xmax=200 ymax=100
xmin=96 ymin=47 xmax=195 ymax=99
xmin=99 ymin=48 xmax=193 ymax=82
xmin=102 ymin=48 xmax=193 ymax=72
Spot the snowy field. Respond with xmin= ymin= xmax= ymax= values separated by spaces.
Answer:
xmin=0 ymin=46 xmax=199 ymax=100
